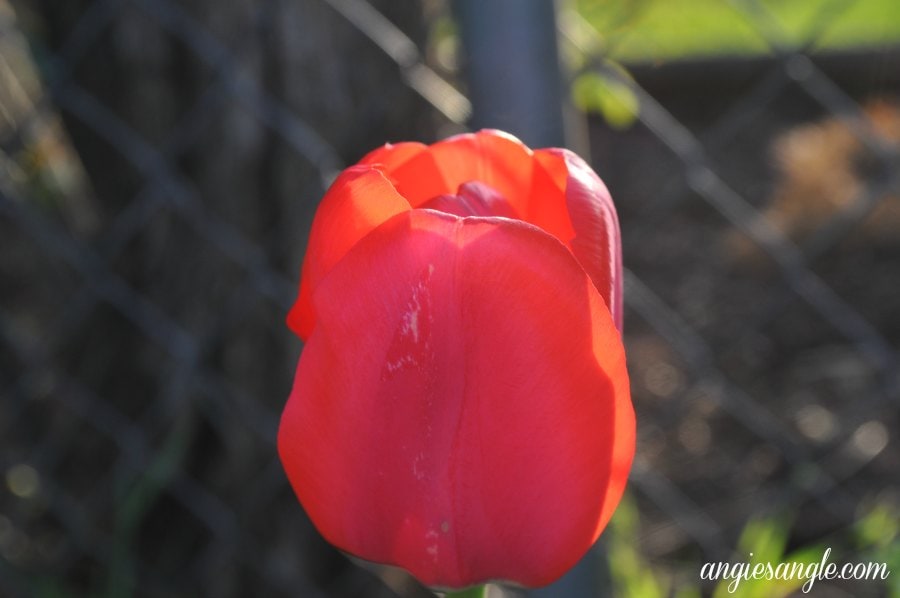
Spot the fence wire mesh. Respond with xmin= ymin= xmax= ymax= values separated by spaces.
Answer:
xmin=1 ymin=0 xmax=898 ymax=596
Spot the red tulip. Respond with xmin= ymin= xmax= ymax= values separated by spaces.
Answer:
xmin=278 ymin=130 xmax=634 ymax=590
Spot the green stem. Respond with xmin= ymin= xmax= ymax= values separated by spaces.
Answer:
xmin=444 ymin=585 xmax=487 ymax=598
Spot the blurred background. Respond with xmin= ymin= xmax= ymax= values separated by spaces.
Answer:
xmin=1 ymin=0 xmax=899 ymax=596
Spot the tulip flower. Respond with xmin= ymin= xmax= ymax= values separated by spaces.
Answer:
xmin=278 ymin=130 xmax=634 ymax=591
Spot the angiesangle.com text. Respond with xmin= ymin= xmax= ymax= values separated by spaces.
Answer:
xmin=700 ymin=547 xmax=890 ymax=593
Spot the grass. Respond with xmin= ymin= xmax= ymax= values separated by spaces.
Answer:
xmin=575 ymin=0 xmax=900 ymax=62
xmin=605 ymin=494 xmax=900 ymax=598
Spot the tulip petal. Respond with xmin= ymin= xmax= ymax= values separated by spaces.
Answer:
xmin=359 ymin=141 xmax=429 ymax=174
xmin=286 ymin=166 xmax=411 ymax=339
xmin=386 ymin=130 xmax=535 ymax=211
xmin=279 ymin=209 xmax=633 ymax=588
xmin=535 ymin=149 xmax=624 ymax=330
xmin=525 ymin=149 xmax=577 ymax=253
xmin=420 ymin=181 xmax=518 ymax=219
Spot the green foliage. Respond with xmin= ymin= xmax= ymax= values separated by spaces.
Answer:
xmin=107 ymin=413 xmax=196 ymax=598
xmin=575 ymin=0 xmax=900 ymax=62
xmin=444 ymin=585 xmax=488 ymax=598
xmin=31 ymin=577 xmax=67 ymax=598
xmin=853 ymin=503 xmax=900 ymax=598
xmin=712 ymin=515 xmax=821 ymax=598
xmin=855 ymin=502 xmax=899 ymax=550
xmin=607 ymin=495 xmax=672 ymax=598
xmin=572 ymin=71 xmax=640 ymax=129
xmin=606 ymin=495 xmax=898 ymax=598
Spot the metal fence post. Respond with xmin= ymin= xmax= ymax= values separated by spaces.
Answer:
xmin=452 ymin=0 xmax=567 ymax=148
xmin=452 ymin=3 xmax=605 ymax=595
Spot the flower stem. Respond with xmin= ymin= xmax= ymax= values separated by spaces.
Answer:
xmin=444 ymin=585 xmax=487 ymax=598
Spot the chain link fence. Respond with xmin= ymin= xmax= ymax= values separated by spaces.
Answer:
xmin=1 ymin=0 xmax=898 ymax=596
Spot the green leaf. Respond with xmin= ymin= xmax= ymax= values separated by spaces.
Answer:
xmin=855 ymin=503 xmax=899 ymax=549
xmin=443 ymin=585 xmax=487 ymax=598
xmin=572 ymin=72 xmax=640 ymax=129
xmin=607 ymin=494 xmax=669 ymax=598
